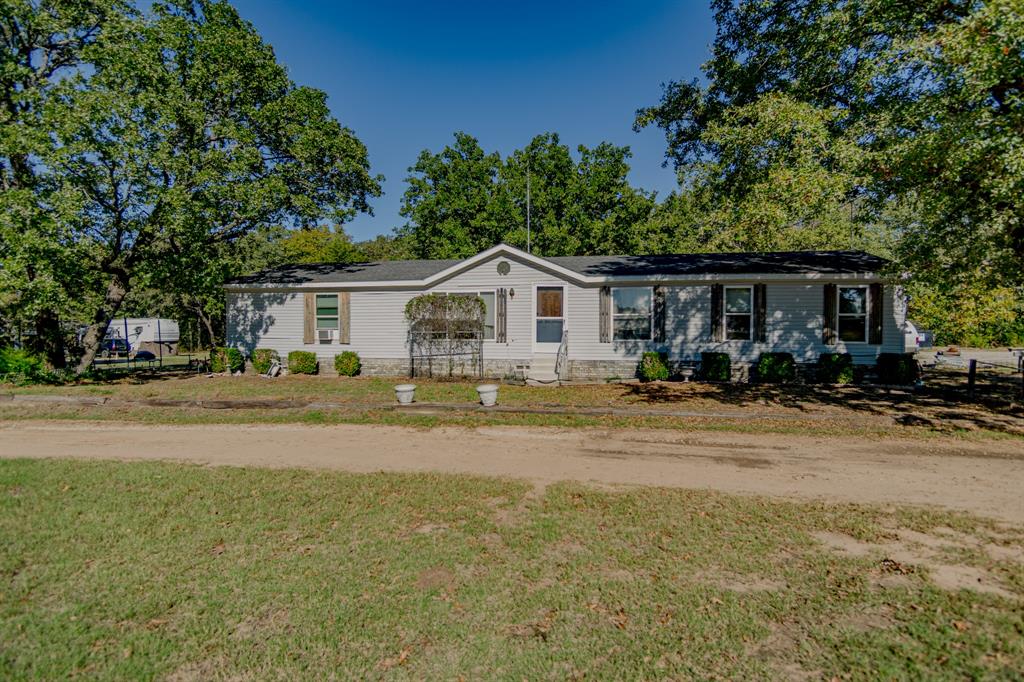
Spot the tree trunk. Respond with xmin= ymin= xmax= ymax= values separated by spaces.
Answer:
xmin=29 ymin=310 xmax=67 ymax=369
xmin=187 ymin=303 xmax=216 ymax=350
xmin=76 ymin=272 xmax=130 ymax=374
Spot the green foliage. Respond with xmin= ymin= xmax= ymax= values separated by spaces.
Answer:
xmin=636 ymin=0 xmax=1024 ymax=314
xmin=287 ymin=350 xmax=318 ymax=375
xmin=875 ymin=353 xmax=919 ymax=385
xmin=755 ymin=353 xmax=796 ymax=384
xmin=250 ymin=349 xmax=279 ymax=375
xmin=399 ymin=132 xmax=657 ymax=258
xmin=699 ymin=352 xmax=731 ymax=382
xmin=404 ymin=293 xmax=485 ymax=328
xmin=334 ymin=351 xmax=361 ymax=377
xmin=907 ymin=280 xmax=1024 ymax=347
xmin=817 ymin=353 xmax=854 ymax=385
xmin=210 ymin=347 xmax=244 ymax=374
xmin=280 ymin=227 xmax=361 ymax=264
xmin=1 ymin=0 xmax=381 ymax=374
xmin=638 ymin=352 xmax=670 ymax=382
xmin=0 ymin=348 xmax=47 ymax=385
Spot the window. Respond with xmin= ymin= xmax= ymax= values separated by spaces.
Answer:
xmin=724 ymin=286 xmax=752 ymax=341
xmin=479 ymin=291 xmax=495 ymax=340
xmin=315 ymin=294 xmax=339 ymax=336
xmin=612 ymin=287 xmax=652 ymax=340
xmin=838 ymin=286 xmax=867 ymax=342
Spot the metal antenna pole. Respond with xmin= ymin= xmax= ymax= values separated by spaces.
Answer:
xmin=526 ymin=156 xmax=531 ymax=254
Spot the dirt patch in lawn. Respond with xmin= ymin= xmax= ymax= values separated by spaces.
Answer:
xmin=811 ymin=530 xmax=1021 ymax=599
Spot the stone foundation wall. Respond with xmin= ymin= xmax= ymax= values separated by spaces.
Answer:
xmin=351 ymin=358 xmax=532 ymax=379
xmin=567 ymin=360 xmax=639 ymax=381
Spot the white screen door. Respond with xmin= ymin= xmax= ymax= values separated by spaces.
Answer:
xmin=535 ymin=286 xmax=565 ymax=351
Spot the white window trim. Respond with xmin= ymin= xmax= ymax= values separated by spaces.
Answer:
xmin=611 ymin=286 xmax=654 ymax=342
xmin=837 ymin=285 xmax=869 ymax=345
xmin=532 ymin=284 xmax=567 ymax=352
xmin=478 ymin=290 xmax=496 ymax=341
xmin=315 ymin=293 xmax=339 ymax=336
xmin=723 ymin=285 xmax=753 ymax=342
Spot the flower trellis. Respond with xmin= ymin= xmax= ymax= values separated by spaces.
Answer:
xmin=405 ymin=293 xmax=485 ymax=378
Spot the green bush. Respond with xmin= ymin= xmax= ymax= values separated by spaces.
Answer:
xmin=251 ymin=348 xmax=279 ymax=374
xmin=817 ymin=352 xmax=854 ymax=384
xmin=210 ymin=347 xmax=244 ymax=374
xmin=334 ymin=351 xmax=361 ymax=377
xmin=638 ymin=351 xmax=669 ymax=382
xmin=700 ymin=352 xmax=731 ymax=382
xmin=755 ymin=352 xmax=796 ymax=383
xmin=288 ymin=350 xmax=318 ymax=375
xmin=0 ymin=347 xmax=47 ymax=385
xmin=875 ymin=353 xmax=919 ymax=385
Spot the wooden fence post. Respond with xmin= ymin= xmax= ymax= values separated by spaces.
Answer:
xmin=967 ymin=358 xmax=977 ymax=398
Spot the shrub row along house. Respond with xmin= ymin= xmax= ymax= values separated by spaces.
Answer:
xmin=224 ymin=244 xmax=905 ymax=382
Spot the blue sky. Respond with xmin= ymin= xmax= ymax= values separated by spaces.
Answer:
xmin=233 ymin=1 xmax=715 ymax=241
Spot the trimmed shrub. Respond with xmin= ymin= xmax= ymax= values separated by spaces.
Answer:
xmin=638 ymin=352 xmax=669 ymax=382
xmin=251 ymin=348 xmax=279 ymax=374
xmin=700 ymin=352 xmax=731 ymax=382
xmin=334 ymin=351 xmax=361 ymax=377
xmin=288 ymin=350 xmax=318 ymax=375
xmin=875 ymin=352 xmax=919 ymax=385
xmin=0 ymin=348 xmax=47 ymax=385
xmin=755 ymin=352 xmax=796 ymax=383
xmin=817 ymin=352 xmax=854 ymax=384
xmin=210 ymin=347 xmax=244 ymax=374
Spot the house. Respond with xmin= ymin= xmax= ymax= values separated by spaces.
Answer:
xmin=224 ymin=244 xmax=903 ymax=381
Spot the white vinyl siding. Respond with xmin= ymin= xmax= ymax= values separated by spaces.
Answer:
xmin=226 ymin=254 xmax=906 ymax=371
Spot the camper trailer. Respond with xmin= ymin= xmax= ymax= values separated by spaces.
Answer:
xmin=104 ymin=318 xmax=180 ymax=356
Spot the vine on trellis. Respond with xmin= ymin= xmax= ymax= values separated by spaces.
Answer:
xmin=405 ymin=293 xmax=485 ymax=378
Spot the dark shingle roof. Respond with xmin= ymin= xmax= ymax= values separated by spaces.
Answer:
xmin=544 ymin=250 xmax=887 ymax=277
xmin=228 ymin=259 xmax=460 ymax=285
xmin=228 ymin=250 xmax=886 ymax=285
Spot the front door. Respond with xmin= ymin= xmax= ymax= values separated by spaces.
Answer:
xmin=534 ymin=285 xmax=565 ymax=352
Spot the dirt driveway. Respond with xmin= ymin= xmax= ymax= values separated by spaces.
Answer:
xmin=1 ymin=421 xmax=1022 ymax=524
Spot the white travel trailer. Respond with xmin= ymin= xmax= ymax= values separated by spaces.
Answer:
xmin=105 ymin=318 xmax=180 ymax=355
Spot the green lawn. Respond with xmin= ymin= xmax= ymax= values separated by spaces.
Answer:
xmin=2 ymin=459 xmax=1021 ymax=679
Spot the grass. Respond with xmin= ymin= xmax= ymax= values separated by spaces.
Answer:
xmin=0 ymin=402 xmax=1018 ymax=442
xmin=2 ymin=459 xmax=1023 ymax=679
xmin=4 ymin=368 xmax=1023 ymax=438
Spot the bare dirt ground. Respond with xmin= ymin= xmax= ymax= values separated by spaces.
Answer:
xmin=2 ymin=421 xmax=1022 ymax=524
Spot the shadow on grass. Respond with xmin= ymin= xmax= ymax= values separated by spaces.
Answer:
xmin=620 ymin=367 xmax=1023 ymax=434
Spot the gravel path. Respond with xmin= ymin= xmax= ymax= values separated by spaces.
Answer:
xmin=2 ymin=421 xmax=1022 ymax=524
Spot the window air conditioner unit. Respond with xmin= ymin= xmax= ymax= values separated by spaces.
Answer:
xmin=318 ymin=328 xmax=336 ymax=343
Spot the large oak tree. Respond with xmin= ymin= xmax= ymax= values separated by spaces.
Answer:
xmin=2 ymin=0 xmax=382 ymax=371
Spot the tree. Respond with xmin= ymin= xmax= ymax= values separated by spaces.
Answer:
xmin=0 ymin=0 xmax=131 ymax=367
xmin=399 ymin=132 xmax=507 ymax=259
xmin=279 ymin=227 xmax=361 ymax=264
xmin=399 ymin=132 xmax=656 ymax=258
xmin=675 ymin=94 xmax=865 ymax=252
xmin=636 ymin=0 xmax=1023 ymax=283
xmin=11 ymin=0 xmax=381 ymax=372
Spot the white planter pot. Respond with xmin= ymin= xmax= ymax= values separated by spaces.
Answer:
xmin=394 ymin=384 xmax=416 ymax=405
xmin=476 ymin=383 xmax=499 ymax=407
